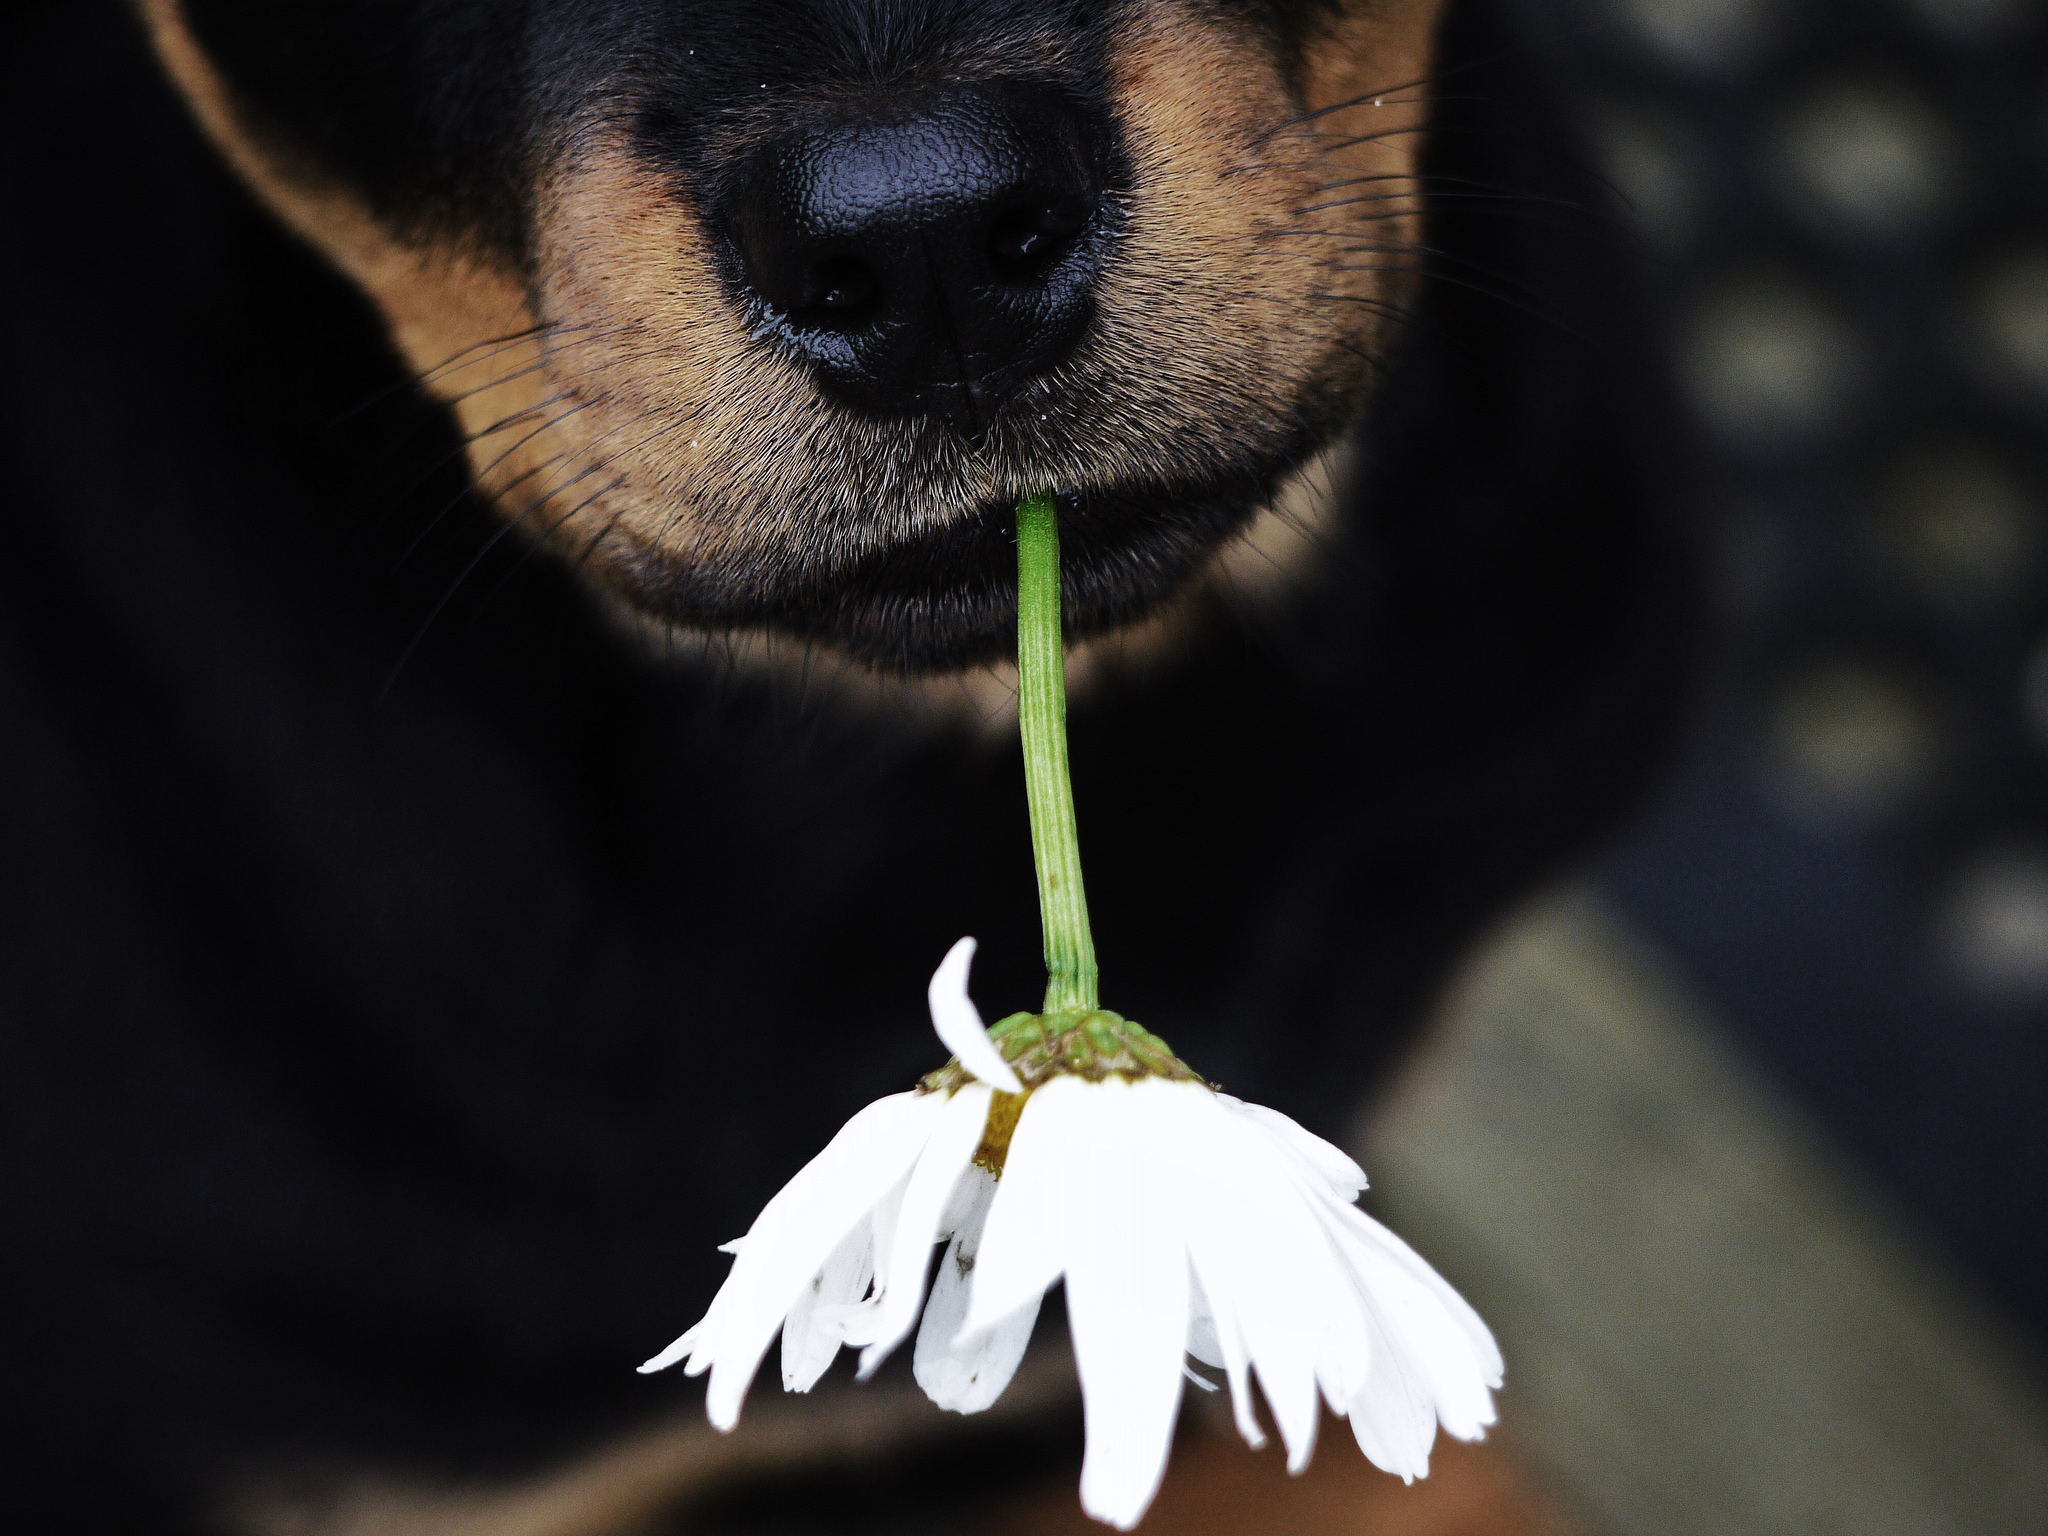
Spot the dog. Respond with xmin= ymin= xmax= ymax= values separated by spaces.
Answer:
xmin=0 ymin=1 xmax=1694 ymax=1530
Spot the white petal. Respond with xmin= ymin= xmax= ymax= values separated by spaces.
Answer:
xmin=1186 ymin=1262 xmax=1264 ymax=1451
xmin=1343 ymin=1295 xmax=1440 ymax=1481
xmin=636 ymin=1322 xmax=702 ymax=1376
xmin=639 ymin=1090 xmax=943 ymax=1430
xmin=1320 ymin=1204 xmax=1500 ymax=1443
xmin=1325 ymin=1196 xmax=1503 ymax=1385
xmin=1229 ymin=1095 xmax=1503 ymax=1458
xmin=1158 ymin=1083 xmax=1327 ymax=1471
xmin=827 ymin=1170 xmax=910 ymax=1350
xmin=938 ymin=1153 xmax=993 ymax=1235
xmin=928 ymin=938 xmax=1024 ymax=1094
xmin=1180 ymin=1083 xmax=1425 ymax=1470
xmin=780 ymin=1214 xmax=874 ymax=1393
xmin=856 ymin=1085 xmax=992 ymax=1376
xmin=1185 ymin=1267 xmax=1223 ymax=1369
xmin=914 ymin=1168 xmax=1042 ymax=1412
xmin=962 ymin=1077 xmax=1085 ymax=1334
xmin=1065 ymin=1079 xmax=1192 ymax=1531
xmin=1253 ymin=1176 xmax=1495 ymax=1476
xmin=1220 ymin=1095 xmax=1368 ymax=1198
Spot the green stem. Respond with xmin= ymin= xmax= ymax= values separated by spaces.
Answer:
xmin=1016 ymin=493 xmax=1098 ymax=1013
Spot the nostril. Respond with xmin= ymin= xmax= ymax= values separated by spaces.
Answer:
xmin=796 ymin=256 xmax=880 ymax=329
xmin=987 ymin=197 xmax=1091 ymax=281
xmin=720 ymin=80 xmax=1118 ymax=428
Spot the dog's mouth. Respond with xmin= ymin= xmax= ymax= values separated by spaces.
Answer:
xmin=608 ymin=453 xmax=1316 ymax=675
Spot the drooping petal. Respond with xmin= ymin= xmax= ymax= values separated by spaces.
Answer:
xmin=1231 ymin=1158 xmax=1497 ymax=1472
xmin=1159 ymin=1082 xmax=1328 ymax=1470
xmin=1185 ymin=1267 xmax=1223 ymax=1369
xmin=928 ymin=938 xmax=1024 ymax=1093
xmin=1318 ymin=1202 xmax=1500 ymax=1444
xmin=1063 ymin=1079 xmax=1193 ymax=1531
xmin=854 ymin=1085 xmax=992 ymax=1375
xmin=938 ymin=1153 xmax=993 ymax=1235
xmin=1246 ymin=1117 xmax=1500 ymax=1402
xmin=817 ymin=1164 xmax=914 ymax=1350
xmin=1322 ymin=1194 xmax=1504 ymax=1388
xmin=1186 ymin=1263 xmax=1265 ymax=1451
xmin=963 ymin=1078 xmax=1083 ymax=1334
xmin=637 ymin=1322 xmax=702 ymax=1377
xmin=638 ymin=1090 xmax=945 ymax=1430
xmin=780 ymin=1213 xmax=875 ymax=1393
xmin=920 ymin=1266 xmax=1041 ymax=1415
xmin=1341 ymin=1293 xmax=1440 ymax=1481
xmin=1219 ymin=1095 xmax=1368 ymax=1198
xmin=1227 ymin=1095 xmax=1501 ymax=1460
xmin=914 ymin=1168 xmax=1043 ymax=1412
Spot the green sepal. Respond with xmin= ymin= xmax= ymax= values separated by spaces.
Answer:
xmin=920 ymin=1009 xmax=1202 ymax=1096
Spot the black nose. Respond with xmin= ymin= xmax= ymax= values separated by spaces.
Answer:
xmin=726 ymin=84 xmax=1112 ymax=436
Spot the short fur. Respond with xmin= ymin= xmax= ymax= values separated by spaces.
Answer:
xmin=0 ymin=1 xmax=1695 ymax=1530
xmin=142 ymin=0 xmax=1444 ymax=672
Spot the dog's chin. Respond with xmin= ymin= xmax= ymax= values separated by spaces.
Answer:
xmin=615 ymin=472 xmax=1269 ymax=676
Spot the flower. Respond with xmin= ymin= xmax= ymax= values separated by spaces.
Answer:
xmin=641 ymin=939 xmax=1503 ymax=1530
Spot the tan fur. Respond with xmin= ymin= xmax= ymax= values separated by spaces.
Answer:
xmin=997 ymin=1412 xmax=1576 ymax=1535
xmin=235 ymin=1386 xmax=1571 ymax=1536
xmin=232 ymin=1359 xmax=1078 ymax=1536
xmin=137 ymin=0 xmax=1447 ymax=709
xmin=522 ymin=3 xmax=1442 ymax=591
xmin=133 ymin=0 xmax=556 ymax=515
xmin=1297 ymin=3 xmax=1443 ymax=324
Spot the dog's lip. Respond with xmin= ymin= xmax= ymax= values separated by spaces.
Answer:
xmin=615 ymin=452 xmax=1309 ymax=675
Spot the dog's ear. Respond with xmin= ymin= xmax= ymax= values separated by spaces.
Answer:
xmin=136 ymin=0 xmax=552 ymax=522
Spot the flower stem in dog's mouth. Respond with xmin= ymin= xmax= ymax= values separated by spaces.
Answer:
xmin=642 ymin=492 xmax=1504 ymax=1532
xmin=1015 ymin=492 xmax=1098 ymax=1013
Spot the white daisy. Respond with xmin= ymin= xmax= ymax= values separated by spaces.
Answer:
xmin=640 ymin=938 xmax=1503 ymax=1530
xmin=636 ymin=937 xmax=1022 ymax=1427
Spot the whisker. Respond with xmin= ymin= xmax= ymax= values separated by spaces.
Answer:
xmin=430 ymin=324 xmax=674 ymax=414
xmin=468 ymin=401 xmax=707 ymax=606
xmin=1252 ymin=36 xmax=1548 ymax=145
xmin=349 ymin=327 xmax=697 ymax=562
xmin=1326 ymin=264 xmax=1579 ymax=335
xmin=1251 ymin=63 xmax=1471 ymax=142
xmin=383 ymin=416 xmax=651 ymax=692
xmin=324 ymin=320 xmax=619 ymax=431
xmin=379 ymin=485 xmax=559 ymax=700
xmin=322 ymin=321 xmax=566 ymax=430
xmin=1291 ymin=192 xmax=1426 ymax=219
xmin=1312 ymin=229 xmax=1583 ymax=303
xmin=391 ymin=397 xmax=603 ymax=570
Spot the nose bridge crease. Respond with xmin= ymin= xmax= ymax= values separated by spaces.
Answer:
xmin=920 ymin=231 xmax=985 ymax=437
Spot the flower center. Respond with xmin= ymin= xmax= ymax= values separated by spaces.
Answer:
xmin=972 ymin=1088 xmax=1029 ymax=1176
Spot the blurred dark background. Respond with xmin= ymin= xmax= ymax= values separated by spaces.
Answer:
xmin=1500 ymin=0 xmax=2048 ymax=1346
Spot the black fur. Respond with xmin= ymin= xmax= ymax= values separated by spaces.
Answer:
xmin=0 ymin=0 xmax=1694 ymax=1529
